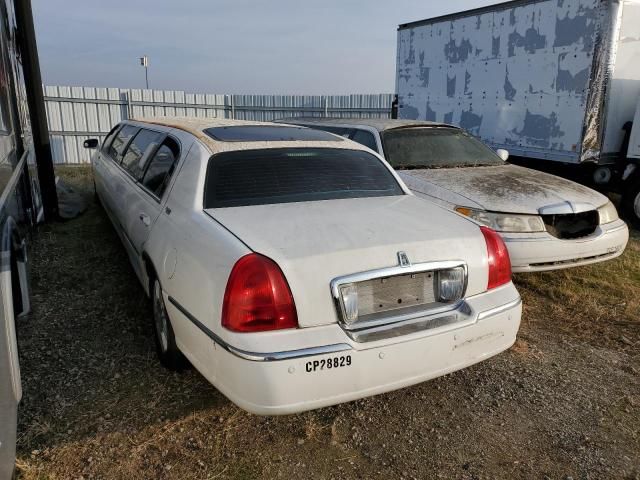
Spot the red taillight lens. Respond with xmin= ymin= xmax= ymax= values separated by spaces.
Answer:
xmin=480 ymin=226 xmax=512 ymax=290
xmin=222 ymin=254 xmax=298 ymax=333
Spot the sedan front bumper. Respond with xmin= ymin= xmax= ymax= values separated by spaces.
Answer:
xmin=502 ymin=219 xmax=629 ymax=273
xmin=200 ymin=284 xmax=522 ymax=415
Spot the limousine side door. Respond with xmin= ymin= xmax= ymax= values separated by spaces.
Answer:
xmin=99 ymin=124 xmax=140 ymax=227
xmin=92 ymin=124 xmax=120 ymax=206
xmin=124 ymin=134 xmax=182 ymax=270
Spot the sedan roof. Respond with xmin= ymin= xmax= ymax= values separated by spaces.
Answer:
xmin=129 ymin=117 xmax=371 ymax=154
xmin=277 ymin=117 xmax=456 ymax=132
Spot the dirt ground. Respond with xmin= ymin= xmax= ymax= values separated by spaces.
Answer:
xmin=14 ymin=167 xmax=640 ymax=480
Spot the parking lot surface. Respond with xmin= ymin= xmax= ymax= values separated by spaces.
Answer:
xmin=15 ymin=167 xmax=640 ymax=480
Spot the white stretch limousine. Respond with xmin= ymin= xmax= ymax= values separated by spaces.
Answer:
xmin=86 ymin=118 xmax=522 ymax=415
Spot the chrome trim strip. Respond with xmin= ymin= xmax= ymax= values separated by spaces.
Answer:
xmin=331 ymin=260 xmax=466 ymax=290
xmin=342 ymin=299 xmax=465 ymax=332
xmin=477 ymin=297 xmax=522 ymax=321
xmin=167 ymin=296 xmax=351 ymax=362
xmin=227 ymin=343 xmax=353 ymax=362
xmin=345 ymin=308 xmax=473 ymax=343
xmin=330 ymin=260 xmax=468 ymax=328
xmin=345 ymin=295 xmax=521 ymax=343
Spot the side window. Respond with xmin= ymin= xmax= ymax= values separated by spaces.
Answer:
xmin=318 ymin=126 xmax=354 ymax=139
xmin=351 ymin=129 xmax=379 ymax=153
xmin=101 ymin=124 xmax=121 ymax=153
xmin=121 ymin=129 xmax=165 ymax=180
xmin=108 ymin=125 xmax=139 ymax=163
xmin=141 ymin=137 xmax=180 ymax=198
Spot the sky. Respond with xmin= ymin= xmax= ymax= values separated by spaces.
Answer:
xmin=33 ymin=0 xmax=495 ymax=95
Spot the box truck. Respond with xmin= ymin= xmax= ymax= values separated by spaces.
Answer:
xmin=395 ymin=0 xmax=640 ymax=226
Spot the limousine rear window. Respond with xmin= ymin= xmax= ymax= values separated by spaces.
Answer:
xmin=203 ymin=125 xmax=341 ymax=142
xmin=204 ymin=148 xmax=404 ymax=208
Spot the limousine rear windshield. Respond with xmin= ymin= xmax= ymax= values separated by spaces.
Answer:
xmin=204 ymin=125 xmax=341 ymax=142
xmin=204 ymin=148 xmax=404 ymax=208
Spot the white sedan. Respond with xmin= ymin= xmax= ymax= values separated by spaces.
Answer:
xmin=279 ymin=118 xmax=630 ymax=272
xmin=87 ymin=118 xmax=522 ymax=415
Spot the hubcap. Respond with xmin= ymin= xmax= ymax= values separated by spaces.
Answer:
xmin=634 ymin=191 xmax=640 ymax=220
xmin=153 ymin=281 xmax=169 ymax=353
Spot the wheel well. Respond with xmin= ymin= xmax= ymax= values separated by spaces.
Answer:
xmin=5 ymin=223 xmax=26 ymax=318
xmin=142 ymin=253 xmax=157 ymax=297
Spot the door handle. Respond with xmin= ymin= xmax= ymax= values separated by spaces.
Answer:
xmin=139 ymin=213 xmax=151 ymax=227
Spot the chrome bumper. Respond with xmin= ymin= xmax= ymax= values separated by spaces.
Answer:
xmin=170 ymin=292 xmax=521 ymax=362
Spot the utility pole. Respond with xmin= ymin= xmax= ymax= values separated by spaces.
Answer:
xmin=140 ymin=55 xmax=149 ymax=89
xmin=14 ymin=0 xmax=59 ymax=222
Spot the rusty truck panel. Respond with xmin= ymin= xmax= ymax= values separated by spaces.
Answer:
xmin=396 ymin=0 xmax=640 ymax=165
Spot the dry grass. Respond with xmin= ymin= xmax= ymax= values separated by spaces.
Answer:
xmin=515 ymin=230 xmax=640 ymax=350
xmin=14 ymin=166 xmax=640 ymax=480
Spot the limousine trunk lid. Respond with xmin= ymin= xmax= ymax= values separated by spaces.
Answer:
xmin=206 ymin=195 xmax=490 ymax=328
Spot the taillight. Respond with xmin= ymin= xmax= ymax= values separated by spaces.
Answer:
xmin=222 ymin=253 xmax=298 ymax=333
xmin=480 ymin=226 xmax=512 ymax=290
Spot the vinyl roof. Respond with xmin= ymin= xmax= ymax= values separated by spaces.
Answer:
xmin=129 ymin=117 xmax=367 ymax=155
xmin=203 ymin=125 xmax=342 ymax=142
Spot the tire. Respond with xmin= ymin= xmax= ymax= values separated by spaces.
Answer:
xmin=151 ymin=278 xmax=186 ymax=371
xmin=10 ymin=249 xmax=22 ymax=317
xmin=622 ymin=178 xmax=640 ymax=230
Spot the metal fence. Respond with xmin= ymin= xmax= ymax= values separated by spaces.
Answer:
xmin=43 ymin=85 xmax=393 ymax=164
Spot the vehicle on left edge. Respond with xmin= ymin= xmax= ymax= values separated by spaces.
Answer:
xmin=86 ymin=117 xmax=522 ymax=415
xmin=0 ymin=0 xmax=44 ymax=477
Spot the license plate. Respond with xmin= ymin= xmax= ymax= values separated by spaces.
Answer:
xmin=305 ymin=355 xmax=352 ymax=372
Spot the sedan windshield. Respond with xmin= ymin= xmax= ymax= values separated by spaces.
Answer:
xmin=382 ymin=127 xmax=504 ymax=169
xmin=204 ymin=148 xmax=404 ymax=208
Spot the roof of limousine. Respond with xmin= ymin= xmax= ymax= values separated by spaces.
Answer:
xmin=130 ymin=117 xmax=372 ymax=154
xmin=276 ymin=117 xmax=456 ymax=132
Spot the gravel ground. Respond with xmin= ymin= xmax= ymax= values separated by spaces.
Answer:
xmin=14 ymin=167 xmax=640 ymax=480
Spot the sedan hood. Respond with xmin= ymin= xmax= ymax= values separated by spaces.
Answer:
xmin=399 ymin=164 xmax=608 ymax=215
xmin=206 ymin=195 xmax=489 ymax=327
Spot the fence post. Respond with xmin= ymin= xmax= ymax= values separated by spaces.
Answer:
xmin=125 ymin=90 xmax=132 ymax=120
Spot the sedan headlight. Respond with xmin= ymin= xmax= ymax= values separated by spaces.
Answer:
xmin=597 ymin=201 xmax=619 ymax=225
xmin=455 ymin=207 xmax=545 ymax=233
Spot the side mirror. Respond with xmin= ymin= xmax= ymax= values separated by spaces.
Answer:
xmin=83 ymin=138 xmax=99 ymax=149
xmin=496 ymin=149 xmax=509 ymax=161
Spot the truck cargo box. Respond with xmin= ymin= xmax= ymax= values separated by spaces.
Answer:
xmin=396 ymin=0 xmax=640 ymax=165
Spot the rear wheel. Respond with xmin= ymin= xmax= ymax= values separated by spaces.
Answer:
xmin=152 ymin=279 xmax=185 ymax=371
xmin=622 ymin=179 xmax=640 ymax=229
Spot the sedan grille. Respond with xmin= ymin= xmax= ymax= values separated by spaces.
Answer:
xmin=541 ymin=211 xmax=599 ymax=239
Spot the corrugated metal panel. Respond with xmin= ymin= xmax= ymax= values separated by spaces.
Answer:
xmin=43 ymin=85 xmax=393 ymax=164
xmin=395 ymin=0 xmax=612 ymax=163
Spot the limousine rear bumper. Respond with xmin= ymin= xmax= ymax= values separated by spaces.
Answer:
xmin=195 ymin=283 xmax=522 ymax=415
